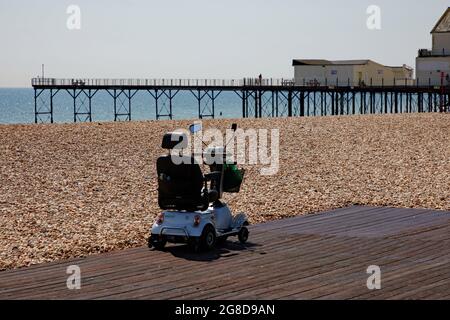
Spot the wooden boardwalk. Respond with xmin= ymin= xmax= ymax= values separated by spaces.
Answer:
xmin=0 ymin=206 xmax=449 ymax=300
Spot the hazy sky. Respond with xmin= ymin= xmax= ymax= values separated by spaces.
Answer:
xmin=0 ymin=0 xmax=448 ymax=87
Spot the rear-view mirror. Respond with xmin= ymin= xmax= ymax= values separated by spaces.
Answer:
xmin=189 ymin=122 xmax=202 ymax=134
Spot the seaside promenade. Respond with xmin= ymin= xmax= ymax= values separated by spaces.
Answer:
xmin=1 ymin=206 xmax=449 ymax=299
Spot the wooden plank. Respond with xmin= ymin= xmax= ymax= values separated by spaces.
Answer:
xmin=254 ymin=206 xmax=383 ymax=233
xmin=170 ymin=230 xmax=446 ymax=300
xmin=282 ymin=208 xmax=442 ymax=237
xmin=311 ymin=259 xmax=449 ymax=300
xmin=1 ymin=233 xmax=316 ymax=298
xmin=0 ymin=206 xmax=448 ymax=300
xmin=59 ymin=233 xmax=355 ymax=299
xmin=210 ymin=239 xmax=448 ymax=300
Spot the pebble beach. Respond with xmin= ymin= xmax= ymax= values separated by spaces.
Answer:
xmin=0 ymin=113 xmax=449 ymax=270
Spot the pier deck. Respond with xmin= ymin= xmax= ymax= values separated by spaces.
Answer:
xmin=1 ymin=206 xmax=449 ymax=300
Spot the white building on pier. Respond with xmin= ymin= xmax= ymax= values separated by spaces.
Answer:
xmin=416 ymin=7 xmax=450 ymax=86
xmin=292 ymin=59 xmax=413 ymax=87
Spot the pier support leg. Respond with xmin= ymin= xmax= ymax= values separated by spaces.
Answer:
xmin=234 ymin=90 xmax=246 ymax=118
xmin=345 ymin=92 xmax=349 ymax=115
xmin=400 ymin=93 xmax=404 ymax=113
xmin=245 ymin=91 xmax=249 ymax=117
xmin=88 ymin=89 xmax=95 ymax=122
xmin=321 ymin=92 xmax=324 ymax=116
xmin=113 ymin=89 xmax=117 ymax=121
xmin=255 ymin=91 xmax=259 ymax=118
xmin=107 ymin=89 xmax=135 ymax=121
xmin=287 ymin=91 xmax=293 ymax=117
xmin=34 ymin=89 xmax=59 ymax=124
xmin=148 ymin=89 xmax=163 ymax=120
xmin=258 ymin=91 xmax=276 ymax=118
xmin=417 ymin=93 xmax=421 ymax=113
xmin=163 ymin=90 xmax=179 ymax=120
xmin=258 ymin=90 xmax=262 ymax=118
xmin=307 ymin=92 xmax=311 ymax=116
xmin=272 ymin=91 xmax=275 ymax=117
xmin=241 ymin=90 xmax=257 ymax=118
xmin=313 ymin=91 xmax=317 ymax=116
xmin=395 ymin=92 xmax=399 ymax=113
xmin=66 ymin=89 xmax=97 ymax=122
xmin=275 ymin=91 xmax=279 ymax=117
xmin=73 ymin=89 xmax=77 ymax=122
xmin=434 ymin=93 xmax=438 ymax=112
xmin=330 ymin=92 xmax=334 ymax=115
xmin=125 ymin=90 xmax=138 ymax=121
xmin=50 ymin=89 xmax=54 ymax=123
xmin=191 ymin=90 xmax=221 ymax=119
xmin=352 ymin=92 xmax=356 ymax=115
xmin=205 ymin=90 xmax=221 ymax=119
xmin=369 ymin=92 xmax=374 ymax=114
xmin=359 ymin=91 xmax=366 ymax=114
xmin=241 ymin=91 xmax=246 ymax=118
xmin=384 ymin=92 xmax=388 ymax=114
xmin=275 ymin=91 xmax=290 ymax=117
xmin=34 ymin=89 xmax=38 ymax=124
xmin=428 ymin=93 xmax=432 ymax=113
xmin=300 ymin=92 xmax=305 ymax=117
xmin=148 ymin=89 xmax=178 ymax=120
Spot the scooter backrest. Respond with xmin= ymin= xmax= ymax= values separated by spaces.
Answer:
xmin=161 ymin=132 xmax=188 ymax=150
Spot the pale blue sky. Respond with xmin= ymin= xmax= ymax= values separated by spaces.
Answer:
xmin=0 ymin=0 xmax=448 ymax=87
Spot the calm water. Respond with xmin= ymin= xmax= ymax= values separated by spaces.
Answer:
xmin=0 ymin=88 xmax=243 ymax=124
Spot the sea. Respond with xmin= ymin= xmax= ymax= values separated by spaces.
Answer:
xmin=0 ymin=88 xmax=243 ymax=124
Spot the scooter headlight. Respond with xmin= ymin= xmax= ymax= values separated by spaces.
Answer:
xmin=193 ymin=215 xmax=201 ymax=227
xmin=156 ymin=212 xmax=164 ymax=225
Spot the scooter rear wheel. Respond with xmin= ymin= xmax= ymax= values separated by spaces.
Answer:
xmin=201 ymin=225 xmax=217 ymax=251
xmin=149 ymin=236 xmax=166 ymax=250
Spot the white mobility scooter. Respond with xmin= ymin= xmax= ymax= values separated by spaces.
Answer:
xmin=148 ymin=123 xmax=249 ymax=252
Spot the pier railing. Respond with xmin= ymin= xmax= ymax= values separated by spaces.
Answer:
xmin=31 ymin=77 xmax=435 ymax=88
xmin=31 ymin=78 xmax=296 ymax=87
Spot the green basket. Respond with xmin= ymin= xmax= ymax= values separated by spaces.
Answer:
xmin=222 ymin=163 xmax=245 ymax=193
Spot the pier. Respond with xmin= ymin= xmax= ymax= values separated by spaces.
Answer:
xmin=31 ymin=78 xmax=450 ymax=123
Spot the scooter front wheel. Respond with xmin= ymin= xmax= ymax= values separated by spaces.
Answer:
xmin=238 ymin=227 xmax=249 ymax=244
